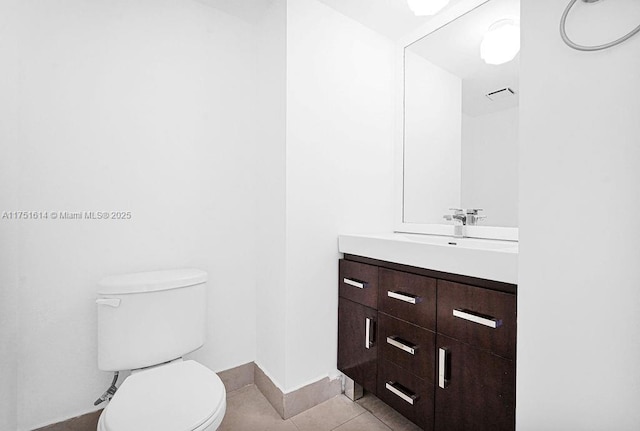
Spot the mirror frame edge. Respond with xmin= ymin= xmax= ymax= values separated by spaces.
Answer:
xmin=393 ymin=0 xmax=519 ymax=242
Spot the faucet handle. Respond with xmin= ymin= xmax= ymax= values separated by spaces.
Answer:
xmin=444 ymin=208 xmax=463 ymax=221
xmin=465 ymin=208 xmax=483 ymax=215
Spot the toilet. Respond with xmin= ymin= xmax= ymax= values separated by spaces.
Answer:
xmin=95 ymin=269 xmax=226 ymax=431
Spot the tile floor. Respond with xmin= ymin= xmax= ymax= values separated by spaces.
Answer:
xmin=219 ymin=384 xmax=422 ymax=431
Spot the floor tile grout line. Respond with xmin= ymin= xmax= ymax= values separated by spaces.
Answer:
xmin=289 ymin=418 xmax=301 ymax=431
xmin=372 ymin=412 xmax=394 ymax=431
xmin=356 ymin=395 xmax=423 ymax=431
xmin=329 ymin=410 xmax=367 ymax=431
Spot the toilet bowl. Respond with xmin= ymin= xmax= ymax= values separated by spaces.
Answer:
xmin=97 ymin=360 xmax=226 ymax=431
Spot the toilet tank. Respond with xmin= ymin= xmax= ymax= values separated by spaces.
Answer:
xmin=97 ymin=269 xmax=208 ymax=371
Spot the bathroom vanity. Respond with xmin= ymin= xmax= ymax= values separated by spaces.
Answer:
xmin=337 ymin=237 xmax=517 ymax=431
xmin=339 ymin=1 xmax=521 ymax=428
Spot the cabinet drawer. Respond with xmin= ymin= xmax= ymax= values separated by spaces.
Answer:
xmin=379 ymin=312 xmax=435 ymax=382
xmin=378 ymin=268 xmax=436 ymax=330
xmin=437 ymin=280 xmax=516 ymax=359
xmin=339 ymin=260 xmax=378 ymax=309
xmin=378 ymin=360 xmax=434 ymax=431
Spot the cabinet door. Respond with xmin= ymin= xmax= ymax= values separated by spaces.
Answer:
xmin=435 ymin=335 xmax=515 ymax=431
xmin=338 ymin=298 xmax=378 ymax=394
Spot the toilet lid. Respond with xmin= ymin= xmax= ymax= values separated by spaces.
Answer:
xmin=104 ymin=360 xmax=225 ymax=431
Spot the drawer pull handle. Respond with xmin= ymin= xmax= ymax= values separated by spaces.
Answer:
xmin=386 ymin=336 xmax=417 ymax=355
xmin=453 ymin=308 xmax=502 ymax=328
xmin=344 ymin=277 xmax=367 ymax=289
xmin=438 ymin=348 xmax=450 ymax=389
xmin=385 ymin=381 xmax=418 ymax=405
xmin=365 ymin=317 xmax=375 ymax=349
xmin=387 ymin=290 xmax=422 ymax=304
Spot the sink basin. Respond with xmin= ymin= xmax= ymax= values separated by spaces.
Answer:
xmin=338 ymin=232 xmax=518 ymax=284
xmin=401 ymin=233 xmax=519 ymax=253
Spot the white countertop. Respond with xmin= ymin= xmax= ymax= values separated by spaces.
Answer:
xmin=338 ymin=232 xmax=518 ymax=284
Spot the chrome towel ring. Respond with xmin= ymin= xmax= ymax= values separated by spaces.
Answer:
xmin=560 ymin=0 xmax=640 ymax=51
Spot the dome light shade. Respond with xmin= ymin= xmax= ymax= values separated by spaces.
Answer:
xmin=406 ymin=0 xmax=450 ymax=16
xmin=480 ymin=19 xmax=520 ymax=65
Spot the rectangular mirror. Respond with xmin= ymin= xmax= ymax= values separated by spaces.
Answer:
xmin=400 ymin=0 xmax=520 ymax=238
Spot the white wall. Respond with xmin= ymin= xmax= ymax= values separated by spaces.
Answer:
xmin=403 ymin=51 xmax=462 ymax=224
xmin=254 ymin=0 xmax=288 ymax=388
xmin=0 ymin=228 xmax=18 ymax=430
xmin=517 ymin=0 xmax=640 ymax=429
xmin=0 ymin=248 xmax=18 ymax=429
xmin=1 ymin=1 xmax=258 ymax=429
xmin=1 ymin=0 xmax=397 ymax=427
xmin=0 ymin=2 xmax=20 ymax=427
xmin=461 ymin=107 xmax=518 ymax=227
xmin=284 ymin=0 xmax=395 ymax=390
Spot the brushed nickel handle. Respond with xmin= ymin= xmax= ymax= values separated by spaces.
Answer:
xmin=365 ymin=317 xmax=375 ymax=349
xmin=386 ymin=336 xmax=416 ymax=355
xmin=385 ymin=381 xmax=418 ymax=405
xmin=438 ymin=347 xmax=449 ymax=389
xmin=453 ymin=308 xmax=502 ymax=328
xmin=344 ymin=277 xmax=367 ymax=289
xmin=387 ymin=290 xmax=422 ymax=304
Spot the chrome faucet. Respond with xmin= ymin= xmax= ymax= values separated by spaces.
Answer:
xmin=443 ymin=208 xmax=486 ymax=238
xmin=443 ymin=208 xmax=467 ymax=238
xmin=465 ymin=208 xmax=486 ymax=226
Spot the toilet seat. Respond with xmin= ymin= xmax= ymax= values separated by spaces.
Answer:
xmin=98 ymin=360 xmax=226 ymax=431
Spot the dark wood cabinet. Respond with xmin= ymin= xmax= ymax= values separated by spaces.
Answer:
xmin=337 ymin=298 xmax=378 ymax=394
xmin=337 ymin=256 xmax=517 ymax=431
xmin=437 ymin=280 xmax=516 ymax=360
xmin=434 ymin=280 xmax=516 ymax=431
xmin=378 ymin=359 xmax=433 ymax=431
xmin=378 ymin=313 xmax=435 ymax=381
xmin=339 ymin=259 xmax=379 ymax=308
xmin=435 ymin=335 xmax=516 ymax=431
xmin=378 ymin=268 xmax=436 ymax=330
xmin=377 ymin=268 xmax=436 ymax=430
xmin=337 ymin=260 xmax=380 ymax=395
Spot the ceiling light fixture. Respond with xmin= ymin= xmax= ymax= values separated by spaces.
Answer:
xmin=406 ymin=0 xmax=450 ymax=16
xmin=480 ymin=19 xmax=520 ymax=65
